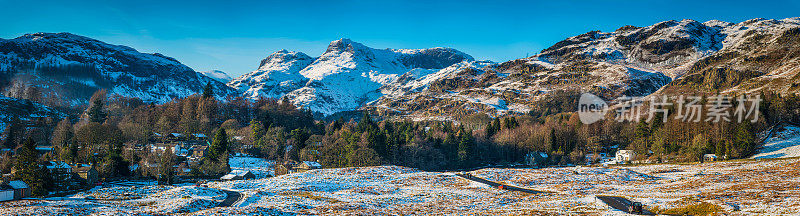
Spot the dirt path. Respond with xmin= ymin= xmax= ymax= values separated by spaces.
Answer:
xmin=455 ymin=173 xmax=548 ymax=194
xmin=218 ymin=189 xmax=242 ymax=207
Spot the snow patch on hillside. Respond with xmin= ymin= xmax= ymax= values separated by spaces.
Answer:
xmin=200 ymin=70 xmax=232 ymax=83
xmin=751 ymin=125 xmax=800 ymax=159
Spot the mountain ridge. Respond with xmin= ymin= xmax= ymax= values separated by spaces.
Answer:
xmin=0 ymin=32 xmax=237 ymax=107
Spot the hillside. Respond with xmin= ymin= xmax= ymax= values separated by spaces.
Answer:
xmin=371 ymin=18 xmax=800 ymax=120
xmin=0 ymin=33 xmax=237 ymax=107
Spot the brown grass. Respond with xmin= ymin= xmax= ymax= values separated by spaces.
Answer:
xmin=650 ymin=202 xmax=724 ymax=216
xmin=279 ymin=191 xmax=340 ymax=203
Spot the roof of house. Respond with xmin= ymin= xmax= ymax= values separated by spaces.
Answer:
xmin=617 ymin=150 xmax=635 ymax=154
xmin=221 ymin=170 xmax=254 ymax=180
xmin=45 ymin=161 xmax=71 ymax=169
xmin=302 ymin=161 xmax=321 ymax=167
xmin=74 ymin=165 xmax=96 ymax=172
xmin=35 ymin=146 xmax=54 ymax=151
xmin=192 ymin=133 xmax=207 ymax=138
xmin=8 ymin=180 xmax=28 ymax=189
xmin=170 ymin=133 xmax=184 ymax=137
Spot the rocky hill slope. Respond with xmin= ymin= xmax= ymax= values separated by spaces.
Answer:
xmin=0 ymin=32 xmax=237 ymax=107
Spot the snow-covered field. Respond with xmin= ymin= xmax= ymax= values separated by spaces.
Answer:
xmin=2 ymin=157 xmax=798 ymax=215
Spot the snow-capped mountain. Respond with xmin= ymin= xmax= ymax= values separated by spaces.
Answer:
xmin=0 ymin=32 xmax=237 ymax=106
xmin=230 ymin=39 xmax=474 ymax=115
xmin=369 ymin=18 xmax=800 ymax=119
xmin=228 ymin=49 xmax=315 ymax=99
xmin=200 ymin=70 xmax=233 ymax=83
xmin=6 ymin=17 xmax=798 ymax=120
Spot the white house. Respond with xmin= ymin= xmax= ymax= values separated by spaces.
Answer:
xmin=615 ymin=150 xmax=636 ymax=164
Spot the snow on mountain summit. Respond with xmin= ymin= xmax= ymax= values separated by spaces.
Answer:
xmin=231 ymin=38 xmax=474 ymax=115
xmin=227 ymin=49 xmax=315 ymax=99
xmin=200 ymin=70 xmax=232 ymax=83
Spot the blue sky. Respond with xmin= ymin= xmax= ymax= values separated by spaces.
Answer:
xmin=2 ymin=0 xmax=798 ymax=77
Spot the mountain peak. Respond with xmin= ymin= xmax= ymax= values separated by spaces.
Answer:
xmin=258 ymin=50 xmax=313 ymax=70
xmin=325 ymin=38 xmax=369 ymax=53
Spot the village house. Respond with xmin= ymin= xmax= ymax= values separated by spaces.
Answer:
xmin=221 ymin=170 xmax=255 ymax=181
xmin=276 ymin=161 xmax=322 ymax=176
xmin=275 ymin=164 xmax=290 ymax=176
xmin=44 ymin=161 xmax=73 ymax=183
xmin=0 ymin=180 xmax=31 ymax=200
xmin=167 ymin=133 xmax=185 ymax=141
xmin=192 ymin=146 xmax=208 ymax=158
xmin=9 ymin=180 xmax=29 ymax=200
xmin=615 ymin=150 xmax=636 ymax=164
xmin=73 ymin=164 xmax=99 ymax=186
xmin=275 ymin=162 xmax=293 ymax=176
xmin=35 ymin=146 xmax=55 ymax=154
xmin=296 ymin=161 xmax=322 ymax=171
xmin=191 ymin=133 xmax=207 ymax=140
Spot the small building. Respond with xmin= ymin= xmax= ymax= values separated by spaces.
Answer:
xmin=74 ymin=165 xmax=99 ymax=186
xmin=167 ymin=133 xmax=185 ymax=141
xmin=524 ymin=152 xmax=549 ymax=167
xmin=8 ymin=180 xmax=29 ymax=200
xmin=615 ymin=150 xmax=636 ymax=164
xmin=0 ymin=185 xmax=13 ymax=202
xmin=275 ymin=164 xmax=291 ymax=176
xmin=45 ymin=161 xmax=73 ymax=182
xmin=191 ymin=133 xmax=207 ymax=140
xmin=35 ymin=146 xmax=54 ymax=154
xmin=297 ymin=161 xmax=322 ymax=171
xmin=220 ymin=170 xmax=255 ymax=181
xmin=704 ymin=154 xmax=718 ymax=162
xmin=192 ymin=146 xmax=208 ymax=158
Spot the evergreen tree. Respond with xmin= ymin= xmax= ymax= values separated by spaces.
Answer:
xmin=485 ymin=119 xmax=498 ymax=138
xmin=87 ymin=98 xmax=107 ymax=123
xmin=690 ymin=134 xmax=709 ymax=162
xmin=101 ymin=126 xmax=128 ymax=178
xmin=208 ymin=129 xmax=229 ymax=161
xmin=14 ymin=138 xmax=47 ymax=196
xmin=66 ymin=139 xmax=79 ymax=164
xmin=457 ymin=127 xmax=474 ymax=168
xmin=732 ymin=122 xmax=755 ymax=158
xmin=634 ymin=120 xmax=651 ymax=139
xmin=715 ymin=140 xmax=727 ymax=159
xmin=492 ymin=118 xmax=501 ymax=133
xmin=251 ymin=120 xmax=265 ymax=141
xmin=202 ymin=82 xmax=214 ymax=99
